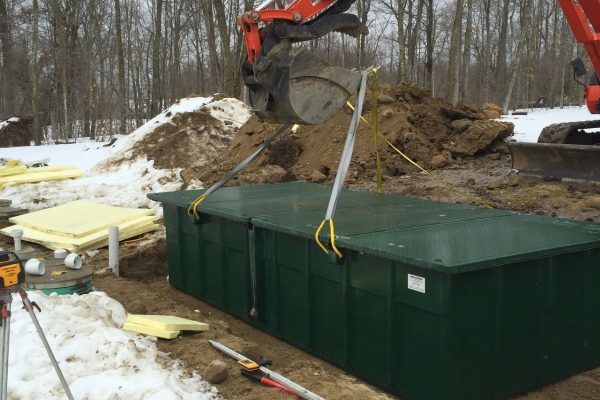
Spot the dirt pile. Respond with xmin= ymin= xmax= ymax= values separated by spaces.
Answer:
xmin=94 ymin=97 xmax=250 ymax=187
xmin=130 ymin=111 xmax=232 ymax=171
xmin=0 ymin=116 xmax=32 ymax=147
xmin=192 ymin=83 xmax=514 ymax=186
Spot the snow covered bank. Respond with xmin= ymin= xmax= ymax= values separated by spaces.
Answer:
xmin=0 ymin=96 xmax=251 ymax=210
xmin=503 ymin=106 xmax=597 ymax=142
xmin=9 ymin=291 xmax=217 ymax=400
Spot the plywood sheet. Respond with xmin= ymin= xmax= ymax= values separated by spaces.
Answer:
xmin=122 ymin=321 xmax=179 ymax=339
xmin=10 ymin=200 xmax=155 ymax=238
xmin=1 ymin=217 xmax=159 ymax=251
xmin=127 ymin=315 xmax=209 ymax=332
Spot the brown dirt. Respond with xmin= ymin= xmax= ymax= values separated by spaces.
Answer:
xmin=131 ymin=112 xmax=231 ymax=171
xmin=0 ymin=115 xmax=32 ymax=147
xmin=96 ymin=101 xmax=239 ymax=175
xmin=187 ymin=83 xmax=513 ymax=187
xmin=7 ymin=154 xmax=600 ymax=399
xmin=8 ymin=85 xmax=600 ymax=398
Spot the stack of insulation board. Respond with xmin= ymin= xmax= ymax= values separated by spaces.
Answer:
xmin=0 ymin=165 xmax=83 ymax=188
xmin=123 ymin=314 xmax=209 ymax=339
xmin=0 ymin=200 xmax=159 ymax=252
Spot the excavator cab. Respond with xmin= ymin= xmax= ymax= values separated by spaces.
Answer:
xmin=238 ymin=0 xmax=366 ymax=125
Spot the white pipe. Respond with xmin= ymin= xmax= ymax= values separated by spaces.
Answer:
xmin=10 ymin=229 xmax=22 ymax=252
xmin=25 ymin=259 xmax=45 ymax=275
xmin=64 ymin=253 xmax=82 ymax=270
xmin=108 ymin=226 xmax=119 ymax=276
xmin=54 ymin=249 xmax=67 ymax=259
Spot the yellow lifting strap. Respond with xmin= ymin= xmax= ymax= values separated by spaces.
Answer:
xmin=314 ymin=219 xmax=343 ymax=259
xmin=369 ymin=68 xmax=383 ymax=193
xmin=346 ymin=102 xmax=494 ymax=209
xmin=187 ymin=193 xmax=207 ymax=220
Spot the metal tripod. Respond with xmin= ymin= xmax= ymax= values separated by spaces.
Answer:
xmin=0 ymin=288 xmax=74 ymax=400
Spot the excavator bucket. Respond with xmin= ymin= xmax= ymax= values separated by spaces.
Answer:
xmin=244 ymin=44 xmax=362 ymax=125
xmin=509 ymin=142 xmax=600 ymax=181
xmin=509 ymin=120 xmax=600 ymax=181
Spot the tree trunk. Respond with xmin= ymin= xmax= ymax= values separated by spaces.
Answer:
xmin=446 ymin=0 xmax=465 ymax=105
xmin=213 ymin=0 xmax=234 ymax=95
xmin=201 ymin=2 xmax=220 ymax=92
xmin=0 ymin=0 xmax=12 ymax=117
xmin=460 ymin=0 xmax=473 ymax=102
xmin=115 ymin=0 xmax=127 ymax=134
xmin=395 ymin=0 xmax=405 ymax=82
xmin=495 ymin=0 xmax=510 ymax=104
xmin=424 ymin=0 xmax=433 ymax=90
xmin=150 ymin=0 xmax=163 ymax=116
xmin=31 ymin=0 xmax=41 ymax=144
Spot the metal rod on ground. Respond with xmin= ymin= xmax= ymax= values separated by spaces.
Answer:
xmin=0 ymin=296 xmax=11 ymax=400
xmin=18 ymin=289 xmax=74 ymax=400
xmin=209 ymin=339 xmax=324 ymax=400
xmin=108 ymin=226 xmax=119 ymax=276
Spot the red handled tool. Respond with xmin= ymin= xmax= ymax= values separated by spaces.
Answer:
xmin=241 ymin=369 xmax=298 ymax=396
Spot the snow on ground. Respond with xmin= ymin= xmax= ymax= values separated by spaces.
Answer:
xmin=0 ymin=136 xmax=128 ymax=171
xmin=0 ymin=96 xmax=250 ymax=211
xmin=502 ymin=106 xmax=597 ymax=142
xmin=10 ymin=291 xmax=217 ymax=400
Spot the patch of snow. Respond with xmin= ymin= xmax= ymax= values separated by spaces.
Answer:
xmin=205 ymin=98 xmax=252 ymax=128
xmin=9 ymin=291 xmax=217 ymax=400
xmin=114 ymin=97 xmax=214 ymax=157
xmin=0 ymin=137 xmax=128 ymax=172
xmin=0 ymin=96 xmax=251 ymax=211
xmin=0 ymin=117 xmax=21 ymax=131
xmin=502 ymin=106 xmax=597 ymax=142
xmin=0 ymin=158 xmax=182 ymax=211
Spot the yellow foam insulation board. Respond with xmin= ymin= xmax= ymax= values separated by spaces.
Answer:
xmin=122 ymin=321 xmax=179 ymax=340
xmin=127 ymin=315 xmax=209 ymax=332
xmin=0 ymin=165 xmax=27 ymax=177
xmin=74 ymin=224 xmax=159 ymax=252
xmin=0 ymin=166 xmax=83 ymax=189
xmin=10 ymin=200 xmax=154 ymax=238
xmin=1 ymin=218 xmax=159 ymax=252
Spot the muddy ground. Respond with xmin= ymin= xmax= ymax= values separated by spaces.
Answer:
xmin=6 ymin=151 xmax=600 ymax=400
xmin=9 ymin=84 xmax=600 ymax=398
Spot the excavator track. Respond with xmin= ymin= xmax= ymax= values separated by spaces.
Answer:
xmin=538 ymin=120 xmax=600 ymax=144
xmin=509 ymin=119 xmax=600 ymax=181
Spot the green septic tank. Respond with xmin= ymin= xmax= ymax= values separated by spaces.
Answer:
xmin=149 ymin=182 xmax=600 ymax=400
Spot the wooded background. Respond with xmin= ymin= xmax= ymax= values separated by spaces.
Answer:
xmin=0 ymin=0 xmax=589 ymax=143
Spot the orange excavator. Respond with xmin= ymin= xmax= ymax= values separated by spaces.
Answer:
xmin=509 ymin=0 xmax=600 ymax=180
xmin=237 ymin=0 xmax=366 ymax=125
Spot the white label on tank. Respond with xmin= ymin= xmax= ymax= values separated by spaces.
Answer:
xmin=407 ymin=274 xmax=426 ymax=293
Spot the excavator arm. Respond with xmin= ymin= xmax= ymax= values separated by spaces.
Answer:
xmin=509 ymin=0 xmax=600 ymax=181
xmin=237 ymin=0 xmax=367 ymax=125
xmin=560 ymin=0 xmax=600 ymax=114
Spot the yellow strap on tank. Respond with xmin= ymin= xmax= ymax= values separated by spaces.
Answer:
xmin=187 ymin=193 xmax=207 ymax=220
xmin=346 ymin=101 xmax=493 ymax=209
xmin=369 ymin=68 xmax=383 ymax=193
xmin=315 ymin=219 xmax=343 ymax=259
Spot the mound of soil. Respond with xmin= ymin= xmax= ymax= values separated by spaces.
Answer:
xmin=97 ymin=98 xmax=246 ymax=178
xmin=131 ymin=111 xmax=232 ymax=171
xmin=191 ymin=83 xmax=514 ymax=186
xmin=0 ymin=116 xmax=32 ymax=147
